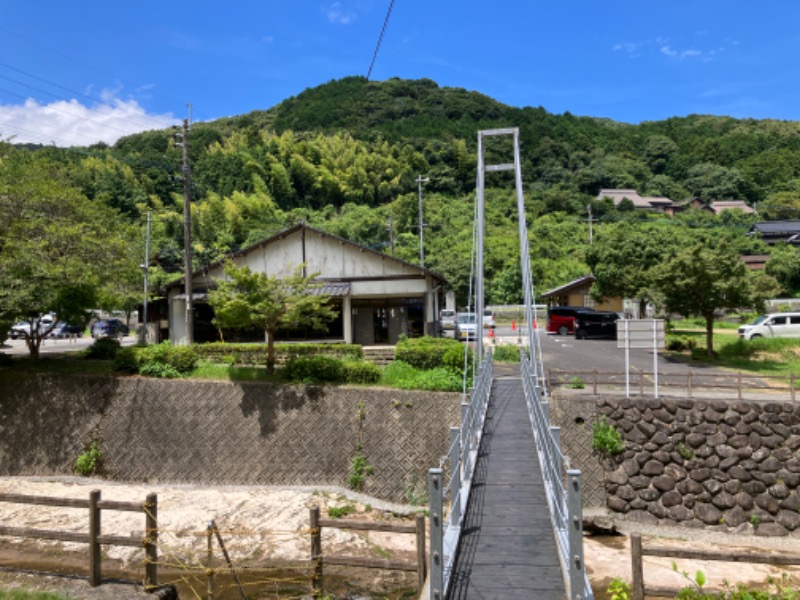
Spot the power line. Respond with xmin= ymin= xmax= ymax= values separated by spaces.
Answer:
xmin=0 ymin=25 xmax=208 ymax=126
xmin=366 ymin=0 xmax=396 ymax=80
xmin=0 ymin=63 xmax=166 ymax=132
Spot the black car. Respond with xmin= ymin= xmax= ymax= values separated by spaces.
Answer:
xmin=574 ymin=311 xmax=620 ymax=340
xmin=90 ymin=319 xmax=130 ymax=339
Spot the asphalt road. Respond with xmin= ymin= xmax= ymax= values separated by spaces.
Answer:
xmin=0 ymin=336 xmax=136 ymax=356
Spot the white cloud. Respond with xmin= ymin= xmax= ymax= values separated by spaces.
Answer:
xmin=0 ymin=95 xmax=176 ymax=147
xmin=325 ymin=1 xmax=358 ymax=25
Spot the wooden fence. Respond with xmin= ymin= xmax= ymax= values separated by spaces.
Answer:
xmin=548 ymin=368 xmax=799 ymax=401
xmin=309 ymin=506 xmax=426 ymax=596
xmin=0 ymin=490 xmax=157 ymax=589
xmin=630 ymin=532 xmax=800 ymax=599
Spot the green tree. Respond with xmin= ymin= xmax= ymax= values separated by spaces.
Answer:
xmin=0 ymin=147 xmax=135 ymax=358
xmin=586 ymin=224 xmax=680 ymax=315
xmin=759 ymin=190 xmax=800 ymax=220
xmin=652 ymin=243 xmax=780 ymax=356
xmin=765 ymin=243 xmax=800 ymax=295
xmin=208 ymin=262 xmax=336 ymax=372
xmin=684 ymin=163 xmax=744 ymax=201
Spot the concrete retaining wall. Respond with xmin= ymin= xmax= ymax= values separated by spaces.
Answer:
xmin=0 ymin=374 xmax=460 ymax=503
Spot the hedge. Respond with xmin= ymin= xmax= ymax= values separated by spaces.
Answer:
xmin=192 ymin=342 xmax=363 ymax=366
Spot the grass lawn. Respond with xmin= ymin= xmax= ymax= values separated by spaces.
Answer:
xmin=668 ymin=328 xmax=800 ymax=378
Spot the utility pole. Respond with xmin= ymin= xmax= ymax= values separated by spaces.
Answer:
xmin=386 ymin=215 xmax=395 ymax=256
xmin=587 ymin=204 xmax=594 ymax=245
xmin=176 ymin=114 xmax=194 ymax=345
xmin=416 ymin=175 xmax=429 ymax=267
xmin=140 ymin=211 xmax=151 ymax=345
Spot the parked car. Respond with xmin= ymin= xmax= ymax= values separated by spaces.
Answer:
xmin=439 ymin=309 xmax=457 ymax=332
xmin=49 ymin=322 xmax=84 ymax=339
xmin=482 ymin=308 xmax=496 ymax=329
xmin=546 ymin=306 xmax=594 ymax=336
xmin=574 ymin=311 xmax=620 ymax=340
xmin=8 ymin=315 xmax=55 ymax=339
xmin=91 ymin=319 xmax=130 ymax=339
xmin=738 ymin=313 xmax=800 ymax=340
xmin=455 ymin=312 xmax=478 ymax=341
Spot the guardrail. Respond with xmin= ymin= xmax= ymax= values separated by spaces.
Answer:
xmin=427 ymin=349 xmax=493 ymax=600
xmin=522 ymin=354 xmax=592 ymax=600
xmin=548 ymin=368 xmax=798 ymax=401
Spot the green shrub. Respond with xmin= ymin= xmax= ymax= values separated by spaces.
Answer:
xmin=592 ymin=416 xmax=623 ymax=456
xmin=492 ymin=345 xmax=520 ymax=362
xmin=85 ymin=338 xmax=121 ymax=360
xmin=411 ymin=368 xmax=463 ymax=391
xmin=283 ymin=355 xmax=346 ymax=383
xmin=343 ymin=360 xmax=381 ymax=384
xmin=74 ymin=441 xmax=102 ymax=476
xmin=441 ymin=342 xmax=472 ymax=373
xmin=327 ymin=504 xmax=357 ymax=518
xmin=113 ymin=347 xmax=139 ymax=373
xmin=666 ymin=336 xmax=697 ymax=352
xmin=395 ymin=336 xmax=463 ymax=370
xmin=193 ymin=342 xmax=362 ymax=367
xmin=139 ymin=361 xmax=183 ymax=379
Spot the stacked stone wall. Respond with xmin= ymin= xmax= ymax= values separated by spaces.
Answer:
xmin=596 ymin=397 xmax=800 ymax=536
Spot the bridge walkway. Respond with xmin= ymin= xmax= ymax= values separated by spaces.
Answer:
xmin=447 ymin=363 xmax=565 ymax=599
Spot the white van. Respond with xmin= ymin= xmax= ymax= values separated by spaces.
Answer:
xmin=738 ymin=313 xmax=800 ymax=340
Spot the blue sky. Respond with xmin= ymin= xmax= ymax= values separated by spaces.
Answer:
xmin=2 ymin=1 xmax=800 ymax=146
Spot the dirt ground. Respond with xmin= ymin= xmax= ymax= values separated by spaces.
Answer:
xmin=0 ymin=477 xmax=798 ymax=599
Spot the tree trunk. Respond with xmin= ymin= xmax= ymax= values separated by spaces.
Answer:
xmin=26 ymin=337 xmax=40 ymax=360
xmin=638 ymin=298 xmax=647 ymax=319
xmin=705 ymin=313 xmax=715 ymax=358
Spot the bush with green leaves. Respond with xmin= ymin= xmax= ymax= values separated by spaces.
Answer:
xmin=283 ymin=355 xmax=347 ymax=383
xmin=85 ymin=337 xmax=121 ymax=360
xmin=381 ymin=361 xmax=463 ymax=391
xmin=666 ymin=335 xmax=698 ymax=352
xmin=441 ymin=342 xmax=473 ymax=374
xmin=395 ymin=336 xmax=464 ymax=371
xmin=113 ymin=342 xmax=198 ymax=378
xmin=592 ymin=416 xmax=624 ymax=456
xmin=342 ymin=360 xmax=381 ymax=384
xmin=113 ymin=347 xmax=139 ymax=373
xmin=74 ymin=441 xmax=102 ymax=476
xmin=492 ymin=345 xmax=520 ymax=362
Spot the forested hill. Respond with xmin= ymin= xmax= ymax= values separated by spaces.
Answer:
xmin=10 ymin=76 xmax=800 ymax=304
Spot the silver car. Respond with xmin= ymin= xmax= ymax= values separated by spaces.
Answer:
xmin=455 ymin=313 xmax=478 ymax=341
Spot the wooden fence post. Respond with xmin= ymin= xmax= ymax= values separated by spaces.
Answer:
xmin=638 ymin=369 xmax=644 ymax=397
xmin=791 ymin=373 xmax=796 ymax=402
xmin=416 ymin=514 xmax=426 ymax=594
xmin=89 ymin=490 xmax=101 ymax=587
xmin=631 ymin=533 xmax=644 ymax=600
xmin=207 ymin=521 xmax=214 ymax=600
xmin=592 ymin=369 xmax=598 ymax=395
xmin=687 ymin=370 xmax=692 ymax=400
xmin=310 ymin=506 xmax=323 ymax=595
xmin=738 ymin=372 xmax=743 ymax=401
xmin=144 ymin=493 xmax=158 ymax=591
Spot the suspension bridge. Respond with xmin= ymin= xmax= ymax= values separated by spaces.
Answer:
xmin=425 ymin=129 xmax=592 ymax=600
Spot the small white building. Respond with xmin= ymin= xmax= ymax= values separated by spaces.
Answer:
xmin=164 ymin=223 xmax=446 ymax=346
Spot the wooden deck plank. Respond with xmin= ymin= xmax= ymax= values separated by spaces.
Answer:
xmin=447 ymin=370 xmax=566 ymax=599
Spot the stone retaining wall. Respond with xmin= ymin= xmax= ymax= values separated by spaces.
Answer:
xmin=0 ymin=374 xmax=460 ymax=503
xmin=594 ymin=397 xmax=800 ymax=536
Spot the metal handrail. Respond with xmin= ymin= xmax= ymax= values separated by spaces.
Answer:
xmin=521 ymin=351 xmax=593 ymax=600
xmin=428 ymin=350 xmax=493 ymax=600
